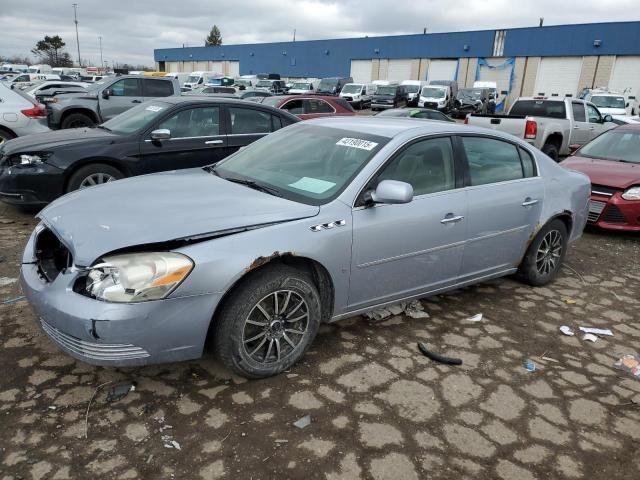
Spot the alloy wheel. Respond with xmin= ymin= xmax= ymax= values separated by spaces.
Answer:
xmin=79 ymin=173 xmax=116 ymax=189
xmin=242 ymin=290 xmax=309 ymax=364
xmin=536 ymin=229 xmax=563 ymax=275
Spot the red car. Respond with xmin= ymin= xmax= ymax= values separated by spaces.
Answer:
xmin=562 ymin=124 xmax=640 ymax=232
xmin=260 ymin=95 xmax=356 ymax=120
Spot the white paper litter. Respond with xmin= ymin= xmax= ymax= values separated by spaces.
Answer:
xmin=583 ymin=333 xmax=598 ymax=342
xmin=579 ymin=327 xmax=613 ymax=336
xmin=560 ymin=326 xmax=575 ymax=336
xmin=0 ymin=277 xmax=17 ymax=287
xmin=467 ymin=314 xmax=483 ymax=322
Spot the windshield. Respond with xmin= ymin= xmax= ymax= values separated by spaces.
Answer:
xmin=459 ymin=89 xmax=482 ymax=100
xmin=591 ymin=96 xmax=625 ymax=109
xmin=101 ymin=101 xmax=169 ymax=135
xmin=579 ymin=130 xmax=640 ymax=163
xmin=318 ymin=79 xmax=338 ymax=91
xmin=421 ymin=87 xmax=445 ymax=98
xmin=213 ymin=124 xmax=388 ymax=205
xmin=85 ymin=81 xmax=107 ymax=92
xmin=403 ymin=85 xmax=420 ymax=93
xmin=256 ymin=80 xmax=273 ymax=88
xmin=376 ymin=86 xmax=397 ymax=96
xmin=291 ymin=83 xmax=311 ymax=90
xmin=186 ymin=75 xmax=200 ymax=83
xmin=341 ymin=84 xmax=363 ymax=94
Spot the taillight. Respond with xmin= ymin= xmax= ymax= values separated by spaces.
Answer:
xmin=524 ymin=119 xmax=537 ymax=139
xmin=21 ymin=103 xmax=47 ymax=119
xmin=464 ymin=115 xmax=469 ymax=124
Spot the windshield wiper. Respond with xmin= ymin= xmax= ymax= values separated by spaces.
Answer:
xmin=224 ymin=177 xmax=283 ymax=197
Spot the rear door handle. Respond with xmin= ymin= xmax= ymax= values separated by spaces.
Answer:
xmin=205 ymin=140 xmax=223 ymax=145
xmin=522 ymin=198 xmax=539 ymax=207
xmin=440 ymin=215 xmax=464 ymax=224
xmin=132 ymin=100 xmax=142 ymax=103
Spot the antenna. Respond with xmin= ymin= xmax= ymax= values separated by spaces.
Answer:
xmin=72 ymin=3 xmax=81 ymax=66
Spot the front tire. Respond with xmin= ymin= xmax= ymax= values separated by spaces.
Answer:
xmin=61 ymin=113 xmax=95 ymax=129
xmin=517 ymin=220 xmax=568 ymax=287
xmin=214 ymin=265 xmax=322 ymax=378
xmin=66 ymin=163 xmax=124 ymax=192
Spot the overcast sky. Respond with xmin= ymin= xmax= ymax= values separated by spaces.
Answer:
xmin=1 ymin=0 xmax=637 ymax=66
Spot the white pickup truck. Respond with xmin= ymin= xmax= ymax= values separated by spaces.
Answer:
xmin=465 ymin=97 xmax=616 ymax=160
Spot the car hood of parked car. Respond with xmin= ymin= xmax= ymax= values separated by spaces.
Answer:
xmin=2 ymin=128 xmax=117 ymax=155
xmin=38 ymin=168 xmax=320 ymax=266
xmin=562 ymin=156 xmax=640 ymax=189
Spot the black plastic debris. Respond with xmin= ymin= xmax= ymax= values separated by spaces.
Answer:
xmin=417 ymin=342 xmax=463 ymax=365
xmin=105 ymin=381 xmax=137 ymax=402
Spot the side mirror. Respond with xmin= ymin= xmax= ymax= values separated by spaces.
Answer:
xmin=603 ymin=114 xmax=613 ymax=123
xmin=102 ymin=89 xmax=111 ymax=99
xmin=150 ymin=129 xmax=171 ymax=141
xmin=568 ymin=144 xmax=580 ymax=155
xmin=369 ymin=180 xmax=414 ymax=205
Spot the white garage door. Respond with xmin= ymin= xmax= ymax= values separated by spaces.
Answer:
xmin=387 ymin=59 xmax=413 ymax=81
xmin=208 ymin=61 xmax=224 ymax=74
xmin=166 ymin=62 xmax=180 ymax=73
xmin=350 ymin=60 xmax=372 ymax=83
xmin=226 ymin=61 xmax=240 ymax=77
xmin=195 ymin=61 xmax=209 ymax=71
xmin=609 ymin=56 xmax=640 ymax=100
xmin=476 ymin=58 xmax=513 ymax=95
xmin=427 ymin=60 xmax=458 ymax=82
xmin=534 ymin=57 xmax=582 ymax=97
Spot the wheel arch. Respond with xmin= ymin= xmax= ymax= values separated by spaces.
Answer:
xmin=0 ymin=124 xmax=17 ymax=140
xmin=60 ymin=108 xmax=99 ymax=126
xmin=205 ymin=253 xmax=335 ymax=347
xmin=544 ymin=132 xmax=563 ymax=149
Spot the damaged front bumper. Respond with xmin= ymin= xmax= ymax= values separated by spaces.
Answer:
xmin=20 ymin=261 xmax=222 ymax=367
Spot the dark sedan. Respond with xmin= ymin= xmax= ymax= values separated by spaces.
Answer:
xmin=561 ymin=124 xmax=640 ymax=232
xmin=0 ymin=97 xmax=299 ymax=207
xmin=375 ymin=108 xmax=455 ymax=122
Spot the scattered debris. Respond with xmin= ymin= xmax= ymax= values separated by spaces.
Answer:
xmin=274 ymin=439 xmax=289 ymax=444
xmin=417 ymin=342 xmax=462 ymax=365
xmin=364 ymin=300 xmax=429 ymax=321
xmin=614 ymin=355 xmax=640 ymax=380
xmin=85 ymin=381 xmax=114 ymax=439
xmin=564 ymin=298 xmax=577 ymax=304
xmin=524 ymin=360 xmax=536 ymax=372
xmin=1 ymin=295 xmax=25 ymax=305
xmin=466 ymin=313 xmax=483 ymax=322
xmin=106 ymin=381 xmax=137 ymax=402
xmin=583 ymin=333 xmax=598 ymax=343
xmin=579 ymin=327 xmax=613 ymax=337
xmin=0 ymin=277 xmax=17 ymax=287
xmin=541 ymin=356 xmax=560 ymax=363
xmin=293 ymin=415 xmax=312 ymax=429
xmin=560 ymin=326 xmax=575 ymax=336
xmin=163 ymin=439 xmax=181 ymax=450
xmin=146 ymin=454 xmax=154 ymax=464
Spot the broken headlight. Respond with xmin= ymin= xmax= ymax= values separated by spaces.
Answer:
xmin=85 ymin=252 xmax=193 ymax=303
xmin=9 ymin=152 xmax=51 ymax=166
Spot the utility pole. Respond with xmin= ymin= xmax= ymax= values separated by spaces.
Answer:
xmin=98 ymin=36 xmax=104 ymax=72
xmin=72 ymin=3 xmax=81 ymax=66
xmin=293 ymin=29 xmax=296 ymax=42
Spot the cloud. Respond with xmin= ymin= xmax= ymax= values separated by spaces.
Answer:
xmin=0 ymin=0 xmax=636 ymax=66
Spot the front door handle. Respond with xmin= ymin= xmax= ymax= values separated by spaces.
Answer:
xmin=522 ymin=198 xmax=539 ymax=207
xmin=440 ymin=214 xmax=464 ymax=224
xmin=132 ymin=100 xmax=142 ymax=103
xmin=205 ymin=140 xmax=223 ymax=145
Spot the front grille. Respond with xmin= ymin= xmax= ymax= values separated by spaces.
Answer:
xmin=591 ymin=184 xmax=618 ymax=197
xmin=602 ymin=204 xmax=626 ymax=223
xmin=425 ymin=102 xmax=439 ymax=109
xmin=588 ymin=200 xmax=607 ymax=223
xmin=35 ymin=228 xmax=72 ymax=282
xmin=41 ymin=320 xmax=150 ymax=361
xmin=343 ymin=96 xmax=353 ymax=101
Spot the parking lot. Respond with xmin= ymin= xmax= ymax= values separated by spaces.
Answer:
xmin=1 ymin=200 xmax=639 ymax=480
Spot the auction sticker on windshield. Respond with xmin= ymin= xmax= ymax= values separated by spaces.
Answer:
xmin=145 ymin=105 xmax=163 ymax=112
xmin=289 ymin=177 xmax=336 ymax=194
xmin=336 ymin=138 xmax=378 ymax=151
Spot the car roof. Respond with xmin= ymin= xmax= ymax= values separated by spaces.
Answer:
xmin=306 ymin=116 xmax=479 ymax=138
xmin=613 ymin=123 xmax=640 ymax=132
xmin=155 ymin=96 xmax=300 ymax=120
xmin=276 ymin=95 xmax=341 ymax=102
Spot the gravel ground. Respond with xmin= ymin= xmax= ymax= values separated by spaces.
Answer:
xmin=1 ymin=201 xmax=640 ymax=480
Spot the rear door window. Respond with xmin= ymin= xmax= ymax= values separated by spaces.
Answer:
xmin=229 ymin=107 xmax=273 ymax=134
xmin=462 ymin=136 xmax=525 ymax=185
xmin=305 ymin=99 xmax=335 ymax=114
xmin=509 ymin=100 xmax=566 ymax=119
xmin=144 ymin=79 xmax=174 ymax=97
xmin=571 ymin=102 xmax=586 ymax=122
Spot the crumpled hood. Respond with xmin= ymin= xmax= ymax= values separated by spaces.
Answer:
xmin=2 ymin=128 xmax=115 ymax=155
xmin=562 ymin=156 xmax=640 ymax=189
xmin=38 ymin=168 xmax=320 ymax=266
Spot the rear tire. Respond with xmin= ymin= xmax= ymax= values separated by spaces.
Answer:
xmin=66 ymin=163 xmax=124 ymax=192
xmin=214 ymin=265 xmax=322 ymax=378
xmin=517 ymin=219 xmax=568 ymax=287
xmin=541 ymin=143 xmax=559 ymax=161
xmin=61 ymin=113 xmax=95 ymax=129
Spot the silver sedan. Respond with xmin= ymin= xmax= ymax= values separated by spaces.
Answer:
xmin=21 ymin=118 xmax=590 ymax=378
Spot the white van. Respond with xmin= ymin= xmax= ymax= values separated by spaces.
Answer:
xmin=339 ymin=83 xmax=376 ymax=109
xmin=1 ymin=64 xmax=29 ymax=73
xmin=51 ymin=67 xmax=73 ymax=76
xmin=418 ymin=85 xmax=450 ymax=110
xmin=164 ymin=72 xmax=190 ymax=87
xmin=585 ymin=91 xmax=636 ymax=116
xmin=289 ymin=79 xmax=320 ymax=95
xmin=183 ymin=71 xmax=221 ymax=90
xmin=401 ymin=80 xmax=427 ymax=107
xmin=28 ymin=64 xmax=52 ymax=74
xmin=10 ymin=73 xmax=61 ymax=89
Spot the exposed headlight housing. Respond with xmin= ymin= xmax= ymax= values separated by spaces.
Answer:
xmin=9 ymin=152 xmax=51 ymax=167
xmin=85 ymin=252 xmax=194 ymax=303
xmin=621 ymin=186 xmax=640 ymax=201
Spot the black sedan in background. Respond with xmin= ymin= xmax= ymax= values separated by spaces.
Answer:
xmin=0 ymin=97 xmax=299 ymax=207
xmin=375 ymin=108 xmax=456 ymax=122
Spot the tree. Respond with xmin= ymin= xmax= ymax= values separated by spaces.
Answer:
xmin=205 ymin=25 xmax=222 ymax=46
xmin=31 ymin=35 xmax=69 ymax=66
